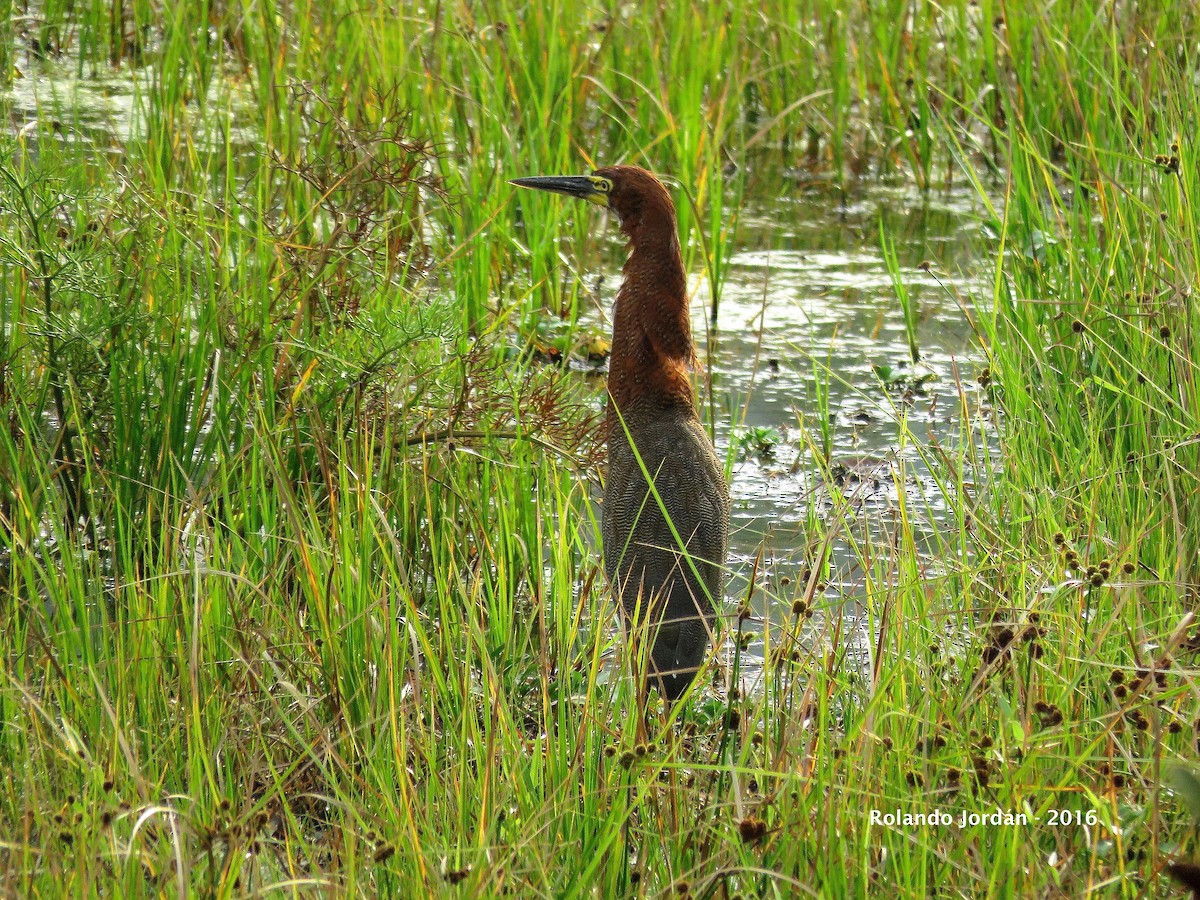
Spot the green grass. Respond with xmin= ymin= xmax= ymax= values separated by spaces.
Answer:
xmin=2 ymin=2 xmax=1199 ymax=896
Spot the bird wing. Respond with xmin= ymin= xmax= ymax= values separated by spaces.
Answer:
xmin=602 ymin=416 xmax=729 ymax=622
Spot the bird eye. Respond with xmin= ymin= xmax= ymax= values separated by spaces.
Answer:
xmin=589 ymin=176 xmax=613 ymax=193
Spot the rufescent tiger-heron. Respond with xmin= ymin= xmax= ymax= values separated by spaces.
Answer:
xmin=510 ymin=165 xmax=730 ymax=705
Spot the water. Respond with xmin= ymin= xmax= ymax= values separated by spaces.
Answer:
xmin=700 ymin=175 xmax=996 ymax=682
xmin=3 ymin=40 xmax=260 ymax=153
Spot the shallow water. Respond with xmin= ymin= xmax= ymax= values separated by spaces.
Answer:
xmin=696 ymin=174 xmax=996 ymax=683
xmin=3 ymin=41 xmax=259 ymax=151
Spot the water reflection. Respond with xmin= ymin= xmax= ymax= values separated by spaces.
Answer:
xmin=698 ymin=179 xmax=995 ymax=681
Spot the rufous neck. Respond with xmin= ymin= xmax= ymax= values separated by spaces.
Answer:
xmin=606 ymin=221 xmax=696 ymax=418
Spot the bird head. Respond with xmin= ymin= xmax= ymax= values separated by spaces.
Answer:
xmin=510 ymin=165 xmax=675 ymax=235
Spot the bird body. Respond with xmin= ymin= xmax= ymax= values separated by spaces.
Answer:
xmin=511 ymin=165 xmax=730 ymax=702
xmin=603 ymin=406 xmax=728 ymax=699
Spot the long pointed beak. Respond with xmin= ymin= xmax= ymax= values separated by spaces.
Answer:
xmin=509 ymin=175 xmax=609 ymax=207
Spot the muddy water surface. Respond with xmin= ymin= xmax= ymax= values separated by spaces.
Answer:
xmin=699 ymin=176 xmax=996 ymax=682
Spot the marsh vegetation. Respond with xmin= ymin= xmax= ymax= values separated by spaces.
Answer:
xmin=1 ymin=2 xmax=1199 ymax=896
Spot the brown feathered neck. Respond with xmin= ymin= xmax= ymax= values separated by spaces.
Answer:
xmin=597 ymin=166 xmax=696 ymax=423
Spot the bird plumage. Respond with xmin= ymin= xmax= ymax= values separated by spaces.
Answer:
xmin=512 ymin=165 xmax=730 ymax=702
